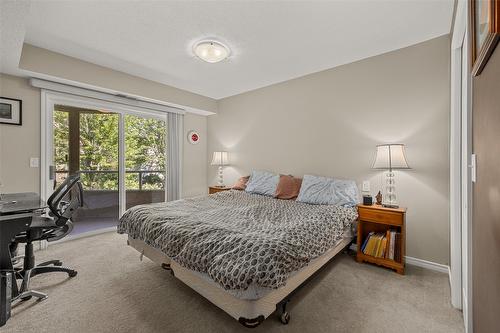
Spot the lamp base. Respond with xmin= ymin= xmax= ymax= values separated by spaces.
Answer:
xmin=217 ymin=166 xmax=225 ymax=187
xmin=382 ymin=170 xmax=399 ymax=208
xmin=382 ymin=203 xmax=399 ymax=209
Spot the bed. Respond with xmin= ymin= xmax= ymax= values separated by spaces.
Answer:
xmin=118 ymin=190 xmax=358 ymax=327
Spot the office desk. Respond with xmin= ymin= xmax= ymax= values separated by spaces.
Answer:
xmin=0 ymin=192 xmax=46 ymax=327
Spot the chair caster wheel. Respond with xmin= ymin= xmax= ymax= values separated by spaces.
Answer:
xmin=54 ymin=261 xmax=63 ymax=266
xmin=20 ymin=295 xmax=32 ymax=301
xmin=280 ymin=311 xmax=290 ymax=324
xmin=68 ymin=270 xmax=77 ymax=278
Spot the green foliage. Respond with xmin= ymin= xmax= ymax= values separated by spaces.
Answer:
xmin=53 ymin=110 xmax=166 ymax=191
xmin=79 ymin=112 xmax=120 ymax=190
xmin=54 ymin=111 xmax=69 ymax=171
xmin=125 ymin=114 xmax=167 ymax=190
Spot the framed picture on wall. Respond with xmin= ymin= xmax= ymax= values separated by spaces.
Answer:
xmin=0 ymin=97 xmax=22 ymax=126
xmin=471 ymin=0 xmax=500 ymax=76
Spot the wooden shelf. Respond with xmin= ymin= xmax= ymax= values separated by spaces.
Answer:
xmin=356 ymin=252 xmax=404 ymax=274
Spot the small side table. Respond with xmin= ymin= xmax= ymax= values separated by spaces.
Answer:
xmin=208 ymin=186 xmax=231 ymax=194
xmin=356 ymin=204 xmax=407 ymax=274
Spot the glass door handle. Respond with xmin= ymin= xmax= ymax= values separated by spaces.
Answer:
xmin=49 ymin=165 xmax=57 ymax=190
xmin=49 ymin=165 xmax=56 ymax=180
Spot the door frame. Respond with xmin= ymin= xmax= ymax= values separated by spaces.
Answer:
xmin=41 ymin=89 xmax=168 ymax=216
xmin=450 ymin=42 xmax=463 ymax=309
xmin=461 ymin=30 xmax=473 ymax=333
xmin=450 ymin=1 xmax=473 ymax=331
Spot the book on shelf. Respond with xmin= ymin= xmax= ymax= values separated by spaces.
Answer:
xmin=388 ymin=230 xmax=395 ymax=260
xmin=394 ymin=232 xmax=402 ymax=262
xmin=361 ymin=231 xmax=373 ymax=252
xmin=362 ymin=230 xmax=401 ymax=261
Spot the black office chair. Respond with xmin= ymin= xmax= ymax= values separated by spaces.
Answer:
xmin=13 ymin=175 xmax=83 ymax=301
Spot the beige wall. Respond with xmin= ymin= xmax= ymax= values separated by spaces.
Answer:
xmin=472 ymin=44 xmax=500 ymax=333
xmin=183 ymin=113 xmax=208 ymax=198
xmin=19 ymin=44 xmax=217 ymax=114
xmin=0 ymin=74 xmax=41 ymax=193
xmin=208 ymin=35 xmax=451 ymax=264
xmin=0 ymin=73 xmax=208 ymax=198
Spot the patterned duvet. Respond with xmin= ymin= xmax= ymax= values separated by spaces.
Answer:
xmin=118 ymin=190 xmax=357 ymax=291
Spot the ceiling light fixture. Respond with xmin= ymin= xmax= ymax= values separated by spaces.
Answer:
xmin=193 ymin=40 xmax=230 ymax=63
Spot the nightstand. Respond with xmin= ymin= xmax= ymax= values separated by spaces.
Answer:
xmin=356 ymin=204 xmax=407 ymax=274
xmin=208 ymin=186 xmax=231 ymax=194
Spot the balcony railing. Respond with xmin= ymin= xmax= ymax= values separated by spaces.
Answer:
xmin=55 ymin=170 xmax=166 ymax=191
xmin=55 ymin=170 xmax=166 ymax=220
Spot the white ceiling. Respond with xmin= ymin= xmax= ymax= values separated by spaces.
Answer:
xmin=1 ymin=1 xmax=454 ymax=100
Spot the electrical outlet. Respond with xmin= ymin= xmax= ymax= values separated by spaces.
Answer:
xmin=362 ymin=180 xmax=370 ymax=192
xmin=30 ymin=157 xmax=39 ymax=168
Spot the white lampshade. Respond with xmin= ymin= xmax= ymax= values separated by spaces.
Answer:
xmin=372 ymin=144 xmax=410 ymax=170
xmin=211 ymin=151 xmax=229 ymax=166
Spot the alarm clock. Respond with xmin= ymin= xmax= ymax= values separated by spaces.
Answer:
xmin=363 ymin=195 xmax=373 ymax=205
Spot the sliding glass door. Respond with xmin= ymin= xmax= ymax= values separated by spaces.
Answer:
xmin=124 ymin=114 xmax=167 ymax=209
xmin=49 ymin=103 xmax=167 ymax=235
xmin=53 ymin=106 xmax=120 ymax=234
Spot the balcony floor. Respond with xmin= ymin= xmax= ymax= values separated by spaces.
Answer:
xmin=71 ymin=217 xmax=118 ymax=235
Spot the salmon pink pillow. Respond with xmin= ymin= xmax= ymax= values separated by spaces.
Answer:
xmin=232 ymin=176 xmax=250 ymax=190
xmin=275 ymin=175 xmax=302 ymax=200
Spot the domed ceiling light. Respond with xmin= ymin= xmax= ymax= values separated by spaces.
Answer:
xmin=193 ymin=40 xmax=230 ymax=63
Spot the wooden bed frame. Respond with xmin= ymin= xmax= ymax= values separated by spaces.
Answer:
xmin=127 ymin=235 xmax=353 ymax=328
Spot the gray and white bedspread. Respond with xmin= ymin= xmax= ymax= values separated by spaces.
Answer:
xmin=118 ymin=190 xmax=357 ymax=291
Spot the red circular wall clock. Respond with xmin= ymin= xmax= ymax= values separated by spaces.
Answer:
xmin=188 ymin=130 xmax=200 ymax=144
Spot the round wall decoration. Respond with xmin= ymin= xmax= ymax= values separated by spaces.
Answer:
xmin=187 ymin=130 xmax=200 ymax=144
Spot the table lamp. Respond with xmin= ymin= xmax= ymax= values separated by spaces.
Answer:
xmin=372 ymin=144 xmax=410 ymax=208
xmin=211 ymin=151 xmax=229 ymax=187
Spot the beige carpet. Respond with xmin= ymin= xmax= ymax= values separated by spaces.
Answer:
xmin=3 ymin=232 xmax=464 ymax=333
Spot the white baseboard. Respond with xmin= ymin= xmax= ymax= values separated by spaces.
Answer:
xmin=350 ymin=244 xmax=449 ymax=274
xmin=405 ymin=256 xmax=449 ymax=273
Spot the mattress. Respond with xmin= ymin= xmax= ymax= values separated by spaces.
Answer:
xmin=118 ymin=190 xmax=357 ymax=293
xmin=192 ymin=224 xmax=353 ymax=300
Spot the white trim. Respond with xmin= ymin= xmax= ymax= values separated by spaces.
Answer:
xmin=28 ymin=75 xmax=215 ymax=116
xmin=462 ymin=24 xmax=473 ymax=333
xmin=451 ymin=0 xmax=466 ymax=49
xmin=40 ymin=91 xmax=48 ymax=201
xmin=31 ymin=78 xmax=184 ymax=114
xmin=405 ymin=256 xmax=449 ymax=274
xmin=450 ymin=30 xmax=464 ymax=310
xmin=40 ymin=86 xmax=179 ymax=119
xmin=459 ymin=4 xmax=473 ymax=329
xmin=118 ymin=114 xmax=126 ymax=217
xmin=450 ymin=5 xmax=473 ymax=331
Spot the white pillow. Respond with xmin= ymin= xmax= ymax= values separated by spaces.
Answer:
xmin=296 ymin=174 xmax=360 ymax=206
xmin=245 ymin=170 xmax=279 ymax=196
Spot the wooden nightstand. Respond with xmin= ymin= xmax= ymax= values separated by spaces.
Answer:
xmin=356 ymin=204 xmax=407 ymax=274
xmin=208 ymin=186 xmax=231 ymax=194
